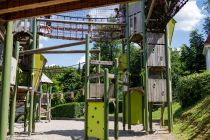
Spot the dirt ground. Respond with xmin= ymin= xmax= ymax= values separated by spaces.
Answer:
xmin=12 ymin=120 xmax=175 ymax=140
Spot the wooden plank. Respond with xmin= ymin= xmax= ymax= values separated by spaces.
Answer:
xmin=88 ymin=73 xmax=104 ymax=79
xmin=90 ymin=60 xmax=113 ymax=66
xmin=10 ymin=57 xmax=17 ymax=85
xmin=0 ymin=0 xmax=137 ymax=20
xmin=108 ymin=73 xmax=115 ymax=79
xmin=0 ymin=0 xmax=78 ymax=15
xmin=148 ymin=79 xmax=166 ymax=102
xmin=37 ymin=18 xmax=125 ymax=26
xmin=147 ymin=33 xmax=166 ymax=67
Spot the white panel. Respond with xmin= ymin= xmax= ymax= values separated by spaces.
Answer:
xmin=10 ymin=57 xmax=17 ymax=85
xmin=207 ymin=50 xmax=210 ymax=70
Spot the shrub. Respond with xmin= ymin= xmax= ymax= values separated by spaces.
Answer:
xmin=177 ymin=71 xmax=210 ymax=108
xmin=51 ymin=102 xmax=81 ymax=118
xmin=51 ymin=93 xmax=65 ymax=107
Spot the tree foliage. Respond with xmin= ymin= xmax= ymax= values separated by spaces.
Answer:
xmin=171 ymin=48 xmax=184 ymax=94
xmin=44 ymin=66 xmax=83 ymax=93
xmin=180 ymin=30 xmax=205 ymax=73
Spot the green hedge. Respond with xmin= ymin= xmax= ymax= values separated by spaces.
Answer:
xmin=177 ymin=71 xmax=210 ymax=108
xmin=51 ymin=102 xmax=81 ymax=118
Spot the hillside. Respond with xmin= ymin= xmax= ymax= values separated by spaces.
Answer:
xmin=173 ymin=95 xmax=210 ymax=140
xmin=153 ymin=95 xmax=210 ymax=140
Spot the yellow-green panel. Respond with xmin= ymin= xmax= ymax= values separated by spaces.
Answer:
xmin=88 ymin=102 xmax=104 ymax=139
xmin=119 ymin=53 xmax=128 ymax=71
xmin=33 ymin=54 xmax=47 ymax=90
xmin=125 ymin=91 xmax=143 ymax=125
xmin=167 ymin=18 xmax=176 ymax=45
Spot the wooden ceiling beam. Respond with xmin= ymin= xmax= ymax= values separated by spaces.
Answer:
xmin=0 ymin=0 xmax=137 ymax=20
xmin=0 ymin=0 xmax=78 ymax=15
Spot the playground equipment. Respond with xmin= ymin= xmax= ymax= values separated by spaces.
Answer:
xmin=0 ymin=1 xmax=188 ymax=139
xmin=84 ymin=34 xmax=119 ymax=140
xmin=38 ymin=74 xmax=53 ymax=121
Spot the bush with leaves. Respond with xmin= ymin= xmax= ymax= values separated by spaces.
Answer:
xmin=51 ymin=102 xmax=81 ymax=118
xmin=51 ymin=93 xmax=65 ymax=107
xmin=177 ymin=71 xmax=210 ymax=108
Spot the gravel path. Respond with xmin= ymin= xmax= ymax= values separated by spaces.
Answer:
xmin=12 ymin=120 xmax=175 ymax=140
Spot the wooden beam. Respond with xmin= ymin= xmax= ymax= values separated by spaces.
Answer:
xmin=37 ymin=18 xmax=125 ymax=26
xmin=146 ymin=0 xmax=157 ymax=24
xmin=31 ymin=49 xmax=101 ymax=54
xmin=20 ymin=41 xmax=86 ymax=55
xmin=0 ymin=0 xmax=138 ymax=20
xmin=0 ymin=0 xmax=78 ymax=15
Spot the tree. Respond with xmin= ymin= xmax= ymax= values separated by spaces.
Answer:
xmin=180 ymin=30 xmax=205 ymax=73
xmin=171 ymin=48 xmax=184 ymax=94
xmin=203 ymin=17 xmax=210 ymax=35
xmin=202 ymin=0 xmax=210 ymax=35
xmin=58 ymin=68 xmax=83 ymax=92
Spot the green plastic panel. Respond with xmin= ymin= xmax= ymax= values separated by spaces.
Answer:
xmin=119 ymin=53 xmax=128 ymax=71
xmin=34 ymin=54 xmax=47 ymax=90
xmin=88 ymin=101 xmax=104 ymax=139
xmin=125 ymin=91 xmax=143 ymax=125
xmin=167 ymin=18 xmax=176 ymax=45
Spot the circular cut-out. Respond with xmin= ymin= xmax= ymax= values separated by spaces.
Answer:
xmin=94 ymin=107 xmax=97 ymax=110
xmin=97 ymin=121 xmax=100 ymax=124
xmin=92 ymin=115 xmax=94 ymax=118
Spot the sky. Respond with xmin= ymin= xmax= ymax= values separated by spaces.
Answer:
xmin=40 ymin=0 xmax=207 ymax=66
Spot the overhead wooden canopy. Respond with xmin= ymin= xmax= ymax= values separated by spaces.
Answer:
xmin=0 ymin=0 xmax=137 ymax=21
xmin=145 ymin=0 xmax=188 ymax=32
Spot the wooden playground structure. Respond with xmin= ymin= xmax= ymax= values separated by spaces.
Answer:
xmin=0 ymin=0 xmax=189 ymax=140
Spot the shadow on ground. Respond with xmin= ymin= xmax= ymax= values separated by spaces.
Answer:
xmin=44 ymin=129 xmax=84 ymax=140
xmin=44 ymin=129 xmax=147 ymax=139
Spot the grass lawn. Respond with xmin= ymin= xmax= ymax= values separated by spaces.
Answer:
xmin=153 ymin=95 xmax=210 ymax=140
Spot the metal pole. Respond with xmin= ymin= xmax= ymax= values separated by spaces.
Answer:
xmin=165 ymin=27 xmax=173 ymax=133
xmin=125 ymin=3 xmax=131 ymax=131
xmin=0 ymin=21 xmax=14 ymax=140
xmin=142 ymin=0 xmax=149 ymax=132
xmin=9 ymin=41 xmax=20 ymax=138
xmin=104 ymin=68 xmax=109 ymax=140
xmin=38 ymin=83 xmax=42 ymax=121
xmin=24 ymin=91 xmax=30 ymax=132
xmin=29 ymin=18 xmax=37 ymax=135
xmin=84 ymin=34 xmax=90 ymax=140
xmin=122 ymin=26 xmax=126 ymax=131
xmin=49 ymin=85 xmax=52 ymax=122
xmin=114 ymin=58 xmax=119 ymax=140
xmin=97 ymin=47 xmax=101 ymax=83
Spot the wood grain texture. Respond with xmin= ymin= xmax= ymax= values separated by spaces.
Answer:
xmin=0 ymin=0 xmax=137 ymax=20
xmin=148 ymin=79 xmax=166 ymax=102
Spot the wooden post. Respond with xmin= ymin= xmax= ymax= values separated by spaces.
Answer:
xmin=0 ymin=21 xmax=13 ymax=140
xmin=142 ymin=0 xmax=149 ymax=132
xmin=165 ymin=27 xmax=173 ymax=133
xmin=122 ymin=28 xmax=126 ymax=131
xmin=114 ymin=58 xmax=119 ymax=139
xmin=104 ymin=68 xmax=109 ymax=140
xmin=9 ymin=41 xmax=20 ymax=138
xmin=149 ymin=102 xmax=153 ymax=132
xmin=125 ymin=3 xmax=131 ymax=131
xmin=84 ymin=34 xmax=90 ymax=140
xmin=29 ymin=18 xmax=37 ymax=135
